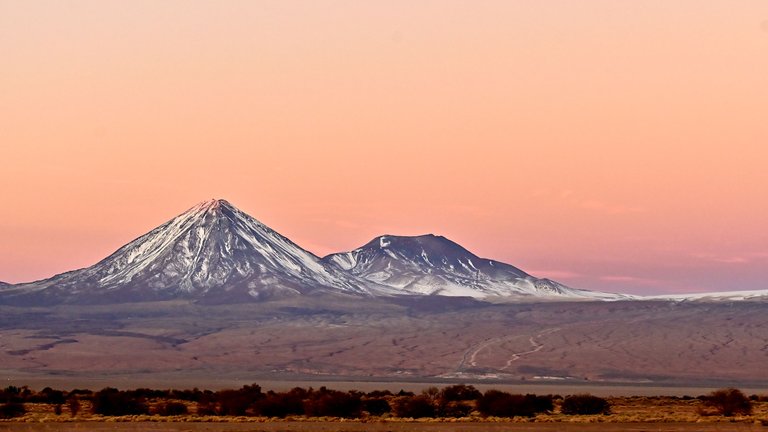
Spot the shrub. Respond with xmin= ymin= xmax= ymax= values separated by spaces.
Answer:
xmin=200 ymin=384 xmax=264 ymax=416
xmin=251 ymin=388 xmax=307 ymax=417
xmin=438 ymin=400 xmax=473 ymax=418
xmin=67 ymin=397 xmax=81 ymax=417
xmin=439 ymin=384 xmax=481 ymax=402
xmin=216 ymin=389 xmax=252 ymax=416
xmin=0 ymin=387 xmax=22 ymax=404
xmin=154 ymin=401 xmax=189 ymax=416
xmin=130 ymin=388 xmax=169 ymax=399
xmin=362 ymin=397 xmax=391 ymax=416
xmin=171 ymin=388 xmax=205 ymax=402
xmin=702 ymin=388 xmax=752 ymax=416
xmin=195 ymin=401 xmax=217 ymax=416
xmin=561 ymin=394 xmax=610 ymax=415
xmin=528 ymin=394 xmax=554 ymax=413
xmin=91 ymin=388 xmax=149 ymax=416
xmin=477 ymin=390 xmax=541 ymax=417
xmin=303 ymin=390 xmax=362 ymax=418
xmin=0 ymin=402 xmax=26 ymax=419
xmin=30 ymin=387 xmax=65 ymax=404
xmin=392 ymin=395 xmax=436 ymax=418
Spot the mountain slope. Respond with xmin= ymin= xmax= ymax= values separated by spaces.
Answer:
xmin=1 ymin=200 xmax=374 ymax=305
xmin=646 ymin=289 xmax=768 ymax=302
xmin=322 ymin=235 xmax=628 ymax=300
xmin=0 ymin=200 xmax=628 ymax=305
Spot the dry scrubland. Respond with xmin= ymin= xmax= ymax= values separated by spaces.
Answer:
xmin=3 ymin=299 xmax=768 ymax=432
xmin=2 ymin=299 xmax=768 ymax=386
xmin=1 ymin=422 xmax=768 ymax=432
xmin=3 ymin=389 xmax=768 ymax=431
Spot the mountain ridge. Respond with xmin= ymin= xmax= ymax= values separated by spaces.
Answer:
xmin=0 ymin=199 xmax=381 ymax=305
xmin=6 ymin=198 xmax=762 ymax=305
xmin=321 ymin=234 xmax=626 ymax=300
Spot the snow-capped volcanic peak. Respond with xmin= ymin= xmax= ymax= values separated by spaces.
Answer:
xmin=91 ymin=198 xmax=341 ymax=292
xmin=334 ymin=234 xmax=526 ymax=277
xmin=4 ymin=199 xmax=371 ymax=304
xmin=1 ymin=200 xmax=629 ymax=305
xmin=323 ymin=234 xmax=627 ymax=300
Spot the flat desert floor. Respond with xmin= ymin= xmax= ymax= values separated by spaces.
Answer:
xmin=3 ymin=397 xmax=768 ymax=432
xmin=1 ymin=422 xmax=767 ymax=432
xmin=2 ymin=298 xmax=768 ymax=387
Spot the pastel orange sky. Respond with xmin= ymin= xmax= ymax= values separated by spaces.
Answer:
xmin=2 ymin=1 xmax=767 ymax=294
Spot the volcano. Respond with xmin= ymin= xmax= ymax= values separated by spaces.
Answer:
xmin=0 ymin=199 xmax=376 ymax=305
xmin=1 ymin=199 xmax=627 ymax=305
xmin=322 ymin=234 xmax=627 ymax=300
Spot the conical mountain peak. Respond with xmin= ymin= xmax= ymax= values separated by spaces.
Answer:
xmin=197 ymin=198 xmax=226 ymax=210
xmin=2 ymin=199 xmax=372 ymax=305
xmin=184 ymin=198 xmax=238 ymax=218
xmin=1 ymin=200 xmax=627 ymax=305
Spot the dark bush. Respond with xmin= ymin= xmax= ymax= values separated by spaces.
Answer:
xmin=2 ymin=386 xmax=21 ymax=396
xmin=29 ymin=387 xmax=66 ymax=404
xmin=67 ymin=397 xmax=81 ymax=417
xmin=561 ymin=394 xmax=610 ymax=415
xmin=438 ymin=400 xmax=473 ymax=418
xmin=392 ymin=395 xmax=436 ymax=418
xmin=216 ymin=389 xmax=252 ymax=416
xmin=251 ymin=388 xmax=307 ymax=417
xmin=0 ymin=402 xmax=26 ymax=419
xmin=477 ymin=390 xmax=540 ymax=417
xmin=154 ymin=401 xmax=189 ymax=416
xmin=1 ymin=386 xmax=30 ymax=401
xmin=362 ymin=397 xmax=391 ymax=416
xmin=171 ymin=388 xmax=205 ymax=402
xmin=195 ymin=401 xmax=217 ymax=416
xmin=0 ymin=386 xmax=22 ymax=404
xmin=205 ymin=384 xmax=263 ymax=416
xmin=91 ymin=388 xmax=149 ymax=416
xmin=440 ymin=384 xmax=482 ymax=402
xmin=528 ymin=394 xmax=554 ymax=413
xmin=702 ymin=388 xmax=752 ymax=416
xmin=130 ymin=388 xmax=169 ymax=399
xmin=303 ymin=390 xmax=362 ymax=418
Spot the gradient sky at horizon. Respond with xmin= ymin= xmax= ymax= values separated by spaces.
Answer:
xmin=2 ymin=1 xmax=767 ymax=295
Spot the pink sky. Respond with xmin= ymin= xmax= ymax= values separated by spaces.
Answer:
xmin=2 ymin=1 xmax=767 ymax=294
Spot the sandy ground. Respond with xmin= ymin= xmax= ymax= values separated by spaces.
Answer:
xmin=3 ymin=299 xmax=768 ymax=390
xmin=1 ymin=421 xmax=767 ymax=432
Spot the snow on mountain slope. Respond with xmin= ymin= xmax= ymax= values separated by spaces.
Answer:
xmin=0 ymin=200 xmax=635 ymax=305
xmin=645 ymin=289 xmax=768 ymax=302
xmin=322 ymin=235 xmax=629 ymax=300
xmin=1 ymin=200 xmax=375 ymax=305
